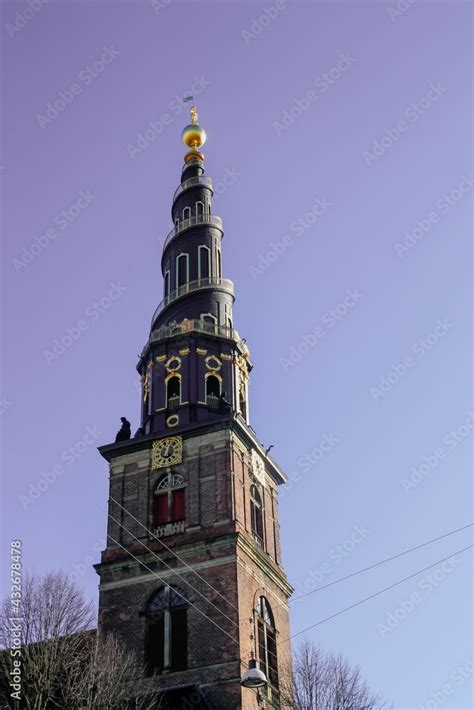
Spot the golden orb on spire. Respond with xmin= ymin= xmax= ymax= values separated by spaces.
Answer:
xmin=181 ymin=101 xmax=206 ymax=152
xmin=182 ymin=123 xmax=207 ymax=150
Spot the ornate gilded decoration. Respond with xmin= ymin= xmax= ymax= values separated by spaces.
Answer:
xmin=152 ymin=436 xmax=183 ymax=469
xmin=166 ymin=356 xmax=182 ymax=372
xmin=142 ymin=371 xmax=151 ymax=402
xmin=182 ymin=101 xmax=206 ymax=162
xmin=205 ymin=355 xmax=222 ymax=371
xmin=236 ymin=354 xmax=249 ymax=380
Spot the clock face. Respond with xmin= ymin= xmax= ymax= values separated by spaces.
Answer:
xmin=251 ymin=450 xmax=265 ymax=485
xmin=152 ymin=436 xmax=182 ymax=469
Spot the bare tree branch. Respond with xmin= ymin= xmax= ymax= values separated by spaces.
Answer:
xmin=0 ymin=571 xmax=160 ymax=710
xmin=280 ymin=639 xmax=391 ymax=710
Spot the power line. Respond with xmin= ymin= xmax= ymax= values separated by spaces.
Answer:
xmin=284 ymin=544 xmax=473 ymax=645
xmin=111 ymin=496 xmax=473 ymax=633
xmin=106 ymin=508 xmax=472 ymax=671
xmin=291 ymin=523 xmax=474 ymax=602
xmin=109 ymin=496 xmax=241 ymax=615
xmin=107 ymin=532 xmax=240 ymax=649
xmin=107 ymin=528 xmax=262 ymax=702
xmin=108 ymin=499 xmax=472 ymax=668
xmin=108 ymin=512 xmax=239 ymax=630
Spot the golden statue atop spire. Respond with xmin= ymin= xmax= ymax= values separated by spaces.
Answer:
xmin=182 ymin=96 xmax=206 ymax=162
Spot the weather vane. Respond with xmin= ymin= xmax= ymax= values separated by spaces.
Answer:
xmin=183 ymin=95 xmax=198 ymax=124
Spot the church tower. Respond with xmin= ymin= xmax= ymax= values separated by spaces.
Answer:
xmin=95 ymin=104 xmax=293 ymax=709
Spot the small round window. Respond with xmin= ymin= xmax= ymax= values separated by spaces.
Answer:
xmin=205 ymin=355 xmax=222 ymax=371
xmin=166 ymin=356 xmax=182 ymax=373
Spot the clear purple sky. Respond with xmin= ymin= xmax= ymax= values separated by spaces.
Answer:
xmin=1 ymin=1 xmax=472 ymax=707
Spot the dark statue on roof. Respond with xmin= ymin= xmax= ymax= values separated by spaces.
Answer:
xmin=115 ymin=417 xmax=131 ymax=442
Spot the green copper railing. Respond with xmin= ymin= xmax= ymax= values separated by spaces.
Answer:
xmin=172 ymin=176 xmax=213 ymax=202
xmin=151 ymin=277 xmax=234 ymax=326
xmin=163 ymin=214 xmax=223 ymax=251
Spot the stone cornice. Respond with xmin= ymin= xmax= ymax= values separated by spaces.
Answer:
xmin=236 ymin=533 xmax=294 ymax=599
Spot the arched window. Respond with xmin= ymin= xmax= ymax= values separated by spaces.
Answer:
xmin=198 ymin=245 xmax=210 ymax=280
xmin=144 ymin=586 xmax=188 ymax=675
xmin=164 ymin=270 xmax=170 ymax=298
xmin=215 ymin=246 xmax=222 ymax=278
xmin=200 ymin=313 xmax=217 ymax=335
xmin=224 ymin=304 xmax=232 ymax=332
xmin=201 ymin=313 xmax=217 ymax=324
xmin=196 ymin=201 xmax=204 ymax=217
xmin=176 ymin=254 xmax=189 ymax=289
xmin=166 ymin=375 xmax=181 ymax=411
xmin=250 ymin=485 xmax=264 ymax=544
xmin=153 ymin=473 xmax=186 ymax=527
xmin=182 ymin=206 xmax=191 ymax=221
xmin=206 ymin=374 xmax=221 ymax=410
xmin=256 ymin=596 xmax=278 ymax=690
